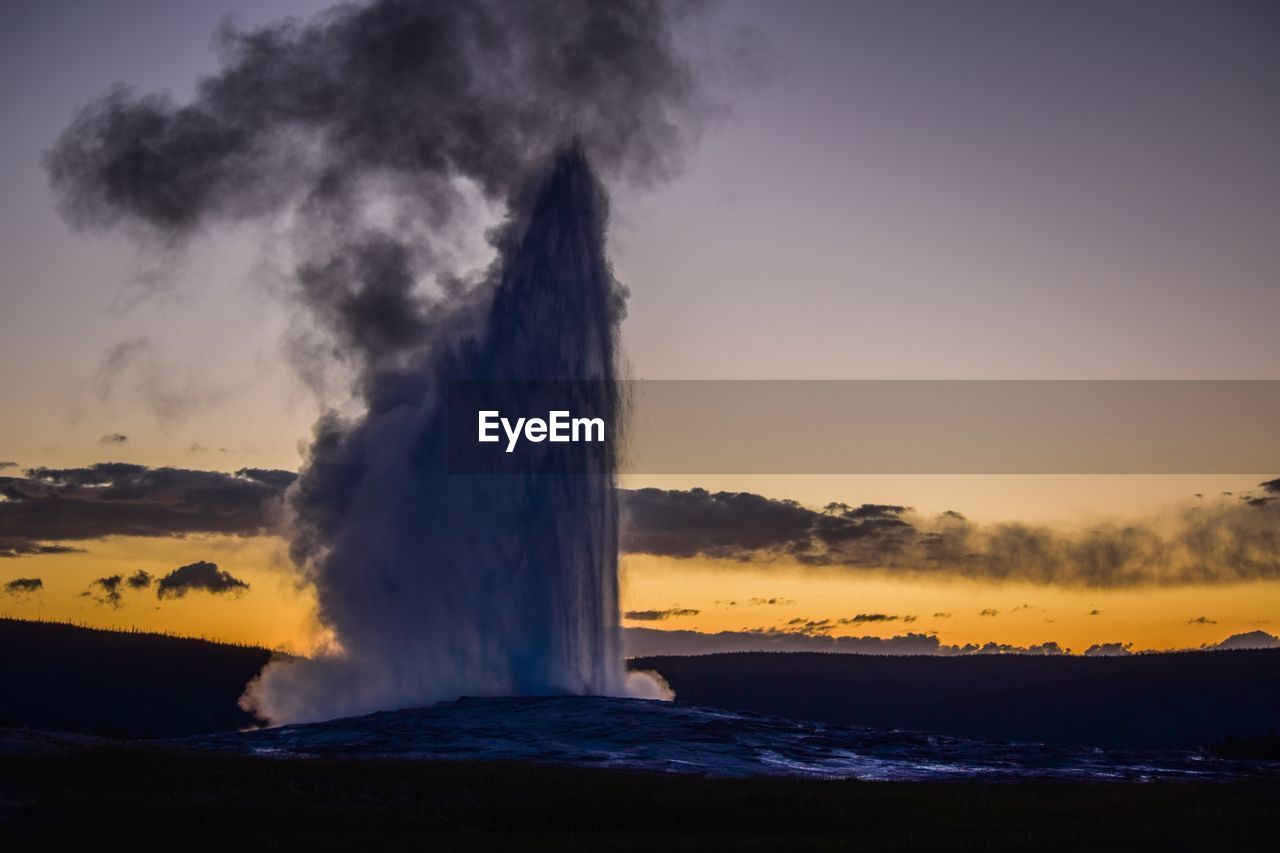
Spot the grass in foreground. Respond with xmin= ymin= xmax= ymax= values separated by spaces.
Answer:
xmin=2 ymin=742 xmax=1275 ymax=851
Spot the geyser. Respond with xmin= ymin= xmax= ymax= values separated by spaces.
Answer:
xmin=248 ymin=148 xmax=629 ymax=721
xmin=45 ymin=0 xmax=716 ymax=722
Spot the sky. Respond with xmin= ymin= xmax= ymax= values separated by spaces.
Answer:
xmin=1 ymin=0 xmax=1277 ymax=655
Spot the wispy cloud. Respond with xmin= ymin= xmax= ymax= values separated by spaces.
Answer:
xmin=623 ymin=607 xmax=700 ymax=621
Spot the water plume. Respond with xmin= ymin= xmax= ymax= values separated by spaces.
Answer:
xmin=46 ymin=0 xmax=715 ymax=721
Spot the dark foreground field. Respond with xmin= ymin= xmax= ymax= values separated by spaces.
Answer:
xmin=1 ymin=738 xmax=1276 ymax=851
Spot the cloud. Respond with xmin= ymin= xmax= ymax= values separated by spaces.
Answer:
xmin=979 ymin=608 xmax=999 ymax=617
xmin=0 ymin=462 xmax=17 ymax=470
xmin=3 ymin=577 xmax=43 ymax=597
xmin=1186 ymin=616 xmax=1218 ymax=625
xmin=6 ymin=468 xmax=1280 ymax=593
xmin=81 ymin=570 xmax=152 ymax=606
xmin=624 ymin=627 xmax=948 ymax=657
xmin=125 ymin=570 xmax=153 ymax=589
xmin=748 ymin=597 xmax=793 ymax=605
xmin=155 ymin=561 xmax=248 ymax=599
xmin=1210 ymin=630 xmax=1280 ymax=650
xmin=622 ymin=482 xmax=1280 ymax=588
xmin=98 ymin=433 xmax=128 ymax=445
xmin=622 ymin=488 xmax=913 ymax=562
xmin=623 ymin=608 xmax=700 ymax=621
xmin=1260 ymin=479 xmax=1280 ymax=495
xmin=0 ymin=463 xmax=293 ymax=556
xmin=933 ymin=612 xmax=951 ymax=618
xmin=1084 ymin=642 xmax=1133 ymax=657
xmin=623 ymin=628 xmax=1075 ymax=657
xmin=82 ymin=574 xmax=124 ymax=608
xmin=1088 ymin=609 xmax=1103 ymax=616
xmin=842 ymin=613 xmax=915 ymax=623
xmin=0 ymin=542 xmax=84 ymax=559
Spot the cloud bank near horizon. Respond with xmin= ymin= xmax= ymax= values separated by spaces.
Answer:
xmin=622 ymin=626 xmax=1280 ymax=658
xmin=4 ymin=463 xmax=1279 ymax=589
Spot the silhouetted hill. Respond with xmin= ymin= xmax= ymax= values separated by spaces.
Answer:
xmin=631 ymin=650 xmax=1280 ymax=750
xmin=7 ymin=618 xmax=1280 ymax=752
xmin=0 ymin=618 xmax=272 ymax=737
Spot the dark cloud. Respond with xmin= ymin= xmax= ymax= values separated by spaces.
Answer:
xmin=622 ymin=481 xmax=1280 ymax=588
xmin=1088 ymin=609 xmax=1102 ymax=616
xmin=1210 ymin=630 xmax=1279 ymax=651
xmin=82 ymin=570 xmax=153 ymax=606
xmin=0 ymin=542 xmax=85 ymax=559
xmin=0 ymin=463 xmax=293 ymax=556
xmin=933 ymin=612 xmax=951 ymax=618
xmin=155 ymin=561 xmax=249 ymax=599
xmin=748 ymin=597 xmax=793 ymax=605
xmin=622 ymin=488 xmax=913 ymax=562
xmin=1084 ymin=642 xmax=1133 ymax=657
xmin=1187 ymin=616 xmax=1218 ymax=625
xmin=624 ymin=628 xmax=1073 ymax=657
xmin=82 ymin=574 xmax=124 ymax=608
xmin=125 ymin=570 xmax=153 ymax=590
xmin=0 ymin=462 xmax=17 ymax=470
xmin=6 ymin=466 xmax=1279 ymax=592
xmin=622 ymin=607 xmax=700 ymax=621
xmin=46 ymin=0 xmax=718 ymax=384
xmin=842 ymin=613 xmax=914 ymax=623
xmin=979 ymin=608 xmax=999 ymax=617
xmin=3 ymin=577 xmax=43 ymax=596
xmin=98 ymin=433 xmax=128 ymax=445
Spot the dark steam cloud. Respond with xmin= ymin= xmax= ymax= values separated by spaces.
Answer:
xmin=623 ymin=608 xmax=700 ymax=621
xmin=0 ymin=462 xmax=17 ymax=470
xmin=3 ymin=577 xmax=44 ymax=597
xmin=1187 ymin=616 xmax=1218 ymax=625
xmin=155 ymin=561 xmax=249 ymax=599
xmin=98 ymin=433 xmax=128 ymax=445
xmin=46 ymin=0 xmax=716 ymax=382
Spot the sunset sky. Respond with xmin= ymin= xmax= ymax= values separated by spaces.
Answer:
xmin=2 ymin=0 xmax=1277 ymax=656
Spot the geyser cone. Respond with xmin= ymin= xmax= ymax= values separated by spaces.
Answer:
xmin=246 ymin=149 xmax=625 ymax=723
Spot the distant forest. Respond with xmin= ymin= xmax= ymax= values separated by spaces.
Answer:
xmin=0 ymin=618 xmax=272 ymax=738
xmin=633 ymin=650 xmax=1280 ymax=752
xmin=3 ymin=618 xmax=1278 ymax=754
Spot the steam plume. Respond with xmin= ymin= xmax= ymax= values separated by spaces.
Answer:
xmin=47 ymin=0 xmax=714 ymax=721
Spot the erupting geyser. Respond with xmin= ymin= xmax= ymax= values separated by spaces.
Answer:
xmin=45 ymin=0 xmax=714 ymax=722
xmin=249 ymin=148 xmax=632 ymax=721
